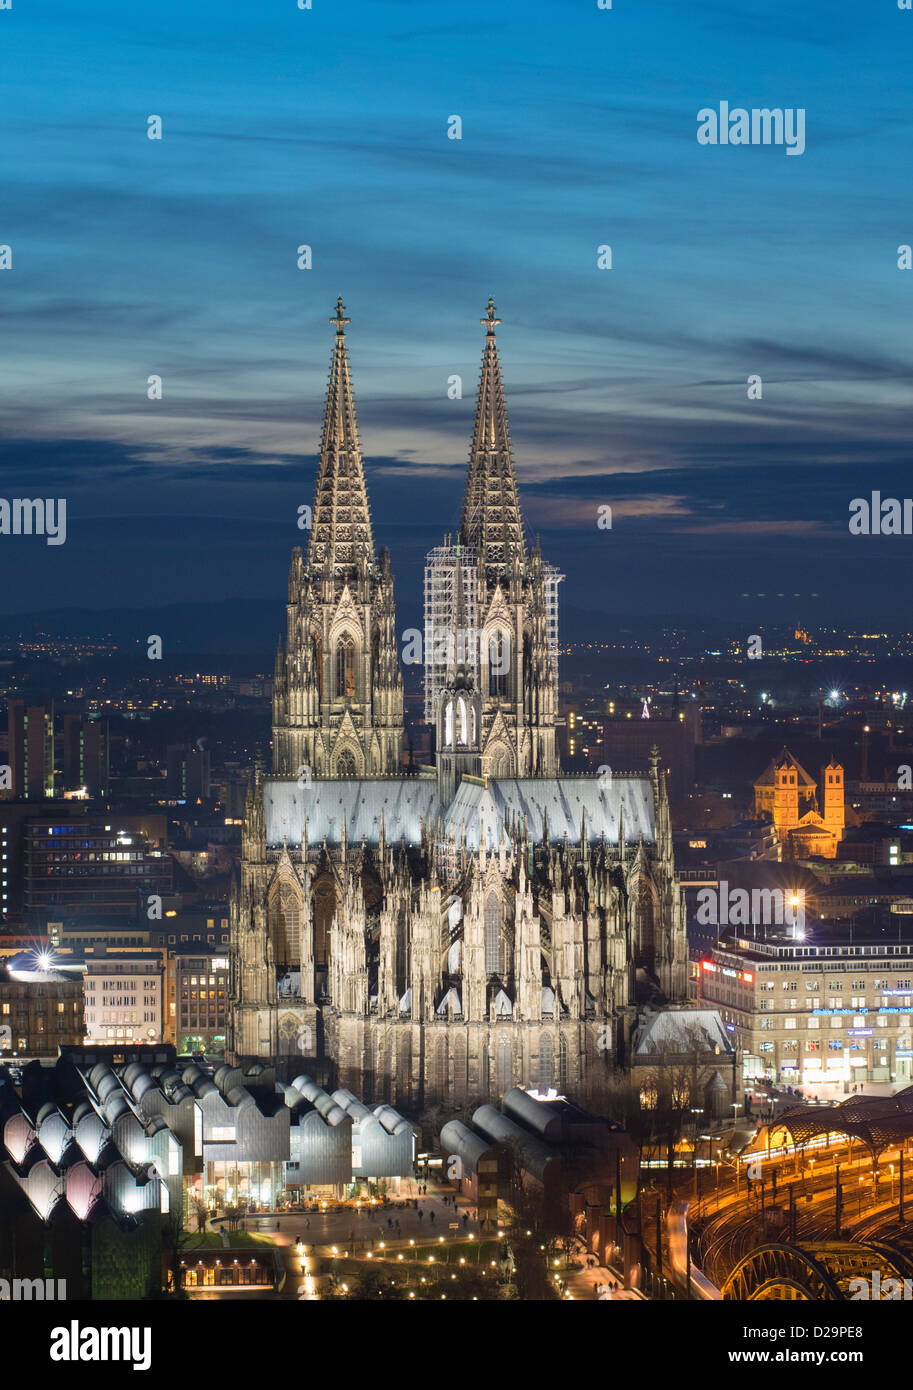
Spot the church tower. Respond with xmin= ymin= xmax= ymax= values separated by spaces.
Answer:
xmin=773 ymin=757 xmax=801 ymax=833
xmin=821 ymin=756 xmax=845 ymax=842
xmin=436 ymin=554 xmax=483 ymax=805
xmin=272 ymin=300 xmax=404 ymax=777
xmin=424 ymin=300 xmax=562 ymax=779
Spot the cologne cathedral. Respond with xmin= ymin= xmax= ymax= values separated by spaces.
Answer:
xmin=228 ymin=299 xmax=690 ymax=1112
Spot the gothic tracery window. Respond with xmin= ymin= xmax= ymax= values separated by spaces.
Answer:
xmin=485 ymin=891 xmax=503 ymax=977
xmin=312 ymin=876 xmax=335 ymax=968
xmin=538 ymin=1033 xmax=554 ymax=1090
xmin=488 ymin=628 xmax=509 ymax=698
xmin=435 ymin=1038 xmax=449 ymax=1100
xmin=272 ymin=882 xmax=300 ymax=969
xmin=336 ymin=750 xmax=356 ymax=777
xmin=335 ymin=633 xmax=357 ymax=699
xmin=456 ymin=696 xmax=467 ymax=746
xmin=635 ymin=881 xmax=656 ymax=973
xmin=558 ymin=1034 xmax=569 ymax=1089
xmin=453 ymin=1033 xmax=467 ymax=1104
xmin=497 ymin=1034 xmax=512 ymax=1094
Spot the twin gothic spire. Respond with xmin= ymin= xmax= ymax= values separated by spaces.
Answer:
xmin=461 ymin=297 xmax=527 ymax=574
xmin=280 ymin=297 xmax=555 ymax=783
xmin=306 ymin=296 xmax=527 ymax=579
xmin=307 ymin=297 xmax=376 ymax=576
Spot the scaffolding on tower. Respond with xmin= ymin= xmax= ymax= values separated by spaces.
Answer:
xmin=543 ymin=562 xmax=564 ymax=685
xmin=423 ymin=538 xmax=479 ymax=724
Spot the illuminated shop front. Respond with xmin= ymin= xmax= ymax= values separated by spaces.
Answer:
xmin=178 ymin=1251 xmax=280 ymax=1290
xmin=202 ymin=1160 xmax=285 ymax=1211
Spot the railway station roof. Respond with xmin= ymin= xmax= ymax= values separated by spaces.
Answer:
xmin=773 ymin=1086 xmax=913 ymax=1152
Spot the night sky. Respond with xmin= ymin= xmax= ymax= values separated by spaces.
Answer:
xmin=1 ymin=0 xmax=912 ymax=636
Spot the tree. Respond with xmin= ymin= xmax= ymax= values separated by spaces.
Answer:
xmin=632 ymin=1023 xmax=729 ymax=1200
xmin=497 ymin=1139 xmax=561 ymax=1301
xmin=190 ymin=1195 xmax=208 ymax=1234
xmin=159 ymin=1209 xmax=192 ymax=1299
xmin=222 ymin=1200 xmax=248 ymax=1232
xmin=350 ymin=1266 xmax=405 ymax=1300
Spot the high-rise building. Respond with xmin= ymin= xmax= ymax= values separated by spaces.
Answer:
xmin=62 ymin=714 xmax=109 ymax=797
xmin=229 ymin=301 xmax=695 ymax=1114
xmin=166 ymin=744 xmax=211 ymax=802
xmin=25 ymin=820 xmax=174 ymax=919
xmin=6 ymin=699 xmax=54 ymax=799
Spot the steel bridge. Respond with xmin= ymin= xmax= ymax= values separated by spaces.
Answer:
xmin=721 ymin=1240 xmax=913 ymax=1300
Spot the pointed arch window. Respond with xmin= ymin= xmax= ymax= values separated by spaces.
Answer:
xmin=635 ymin=881 xmax=656 ymax=973
xmin=456 ymin=695 xmax=468 ymax=746
xmin=435 ymin=1038 xmax=449 ymax=1099
xmin=485 ymin=891 xmax=503 ymax=977
xmin=488 ymin=629 xmax=509 ymax=698
xmin=312 ymin=876 xmax=335 ymax=968
xmin=336 ymin=750 xmax=357 ymax=777
xmin=311 ymin=633 xmax=323 ymax=699
xmin=538 ymin=1032 xmax=554 ymax=1090
xmin=273 ymin=882 xmax=300 ymax=969
xmin=335 ymin=633 xmax=357 ymax=700
xmin=453 ymin=1033 xmax=467 ymax=1104
xmin=497 ymin=1035 xmax=512 ymax=1095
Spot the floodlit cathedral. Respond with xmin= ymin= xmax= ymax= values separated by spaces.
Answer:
xmin=228 ymin=298 xmax=690 ymax=1112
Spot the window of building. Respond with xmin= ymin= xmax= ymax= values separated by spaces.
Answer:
xmin=335 ymin=633 xmax=357 ymax=700
xmin=484 ymin=892 xmax=502 ymax=977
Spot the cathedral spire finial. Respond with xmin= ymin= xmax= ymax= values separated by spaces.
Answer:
xmin=331 ymin=297 xmax=350 ymax=334
xmin=481 ymin=296 xmax=500 ymax=336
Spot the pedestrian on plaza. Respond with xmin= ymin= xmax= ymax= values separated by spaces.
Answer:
xmin=418 ymin=1210 xmax=423 ymax=1223
xmin=430 ymin=1210 xmax=435 ymax=1225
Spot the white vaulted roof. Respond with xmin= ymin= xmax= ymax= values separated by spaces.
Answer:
xmin=264 ymin=778 xmax=439 ymax=846
xmin=262 ymin=774 xmax=654 ymax=849
xmin=445 ymin=776 xmax=655 ymax=850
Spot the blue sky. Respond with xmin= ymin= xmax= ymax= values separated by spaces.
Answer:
xmin=1 ymin=0 xmax=912 ymax=633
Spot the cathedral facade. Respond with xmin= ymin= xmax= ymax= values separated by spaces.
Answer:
xmin=228 ymin=299 xmax=690 ymax=1113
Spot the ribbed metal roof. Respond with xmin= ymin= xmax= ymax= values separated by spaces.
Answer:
xmin=264 ymin=774 xmax=654 ymax=848
xmin=440 ymin=1119 xmax=492 ymax=1176
xmin=774 ymin=1086 xmax=913 ymax=1153
xmin=471 ymin=1104 xmax=556 ymax=1182
xmin=265 ymin=778 xmax=438 ymax=845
